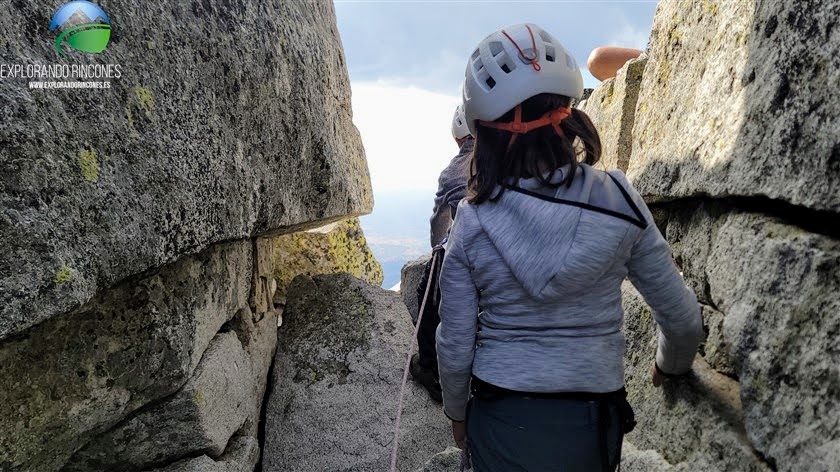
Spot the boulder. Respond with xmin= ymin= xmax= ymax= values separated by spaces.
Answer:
xmin=628 ymin=0 xmax=840 ymax=212
xmin=578 ymin=56 xmax=647 ymax=172
xmin=0 ymin=241 xmax=253 ymax=472
xmin=263 ymin=273 xmax=451 ymax=472
xmin=0 ymin=0 xmax=372 ymax=341
xmin=400 ymin=254 xmax=432 ymax=324
xmin=268 ymin=218 xmax=384 ymax=305
xmin=660 ymin=204 xmax=840 ymax=471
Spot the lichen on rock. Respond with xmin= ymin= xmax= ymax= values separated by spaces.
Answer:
xmin=54 ymin=264 xmax=73 ymax=284
xmin=268 ymin=217 xmax=384 ymax=304
xmin=78 ymin=149 xmax=99 ymax=182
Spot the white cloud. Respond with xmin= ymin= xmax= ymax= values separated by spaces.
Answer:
xmin=607 ymin=23 xmax=650 ymax=51
xmin=350 ymin=81 xmax=462 ymax=194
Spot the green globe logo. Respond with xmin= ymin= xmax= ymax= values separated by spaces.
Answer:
xmin=49 ymin=1 xmax=111 ymax=57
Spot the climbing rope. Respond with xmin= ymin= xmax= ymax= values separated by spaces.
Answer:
xmin=389 ymin=247 xmax=442 ymax=472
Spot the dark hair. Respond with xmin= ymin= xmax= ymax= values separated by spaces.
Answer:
xmin=467 ymin=93 xmax=601 ymax=204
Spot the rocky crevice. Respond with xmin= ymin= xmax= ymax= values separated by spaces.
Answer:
xmin=649 ymin=195 xmax=840 ymax=240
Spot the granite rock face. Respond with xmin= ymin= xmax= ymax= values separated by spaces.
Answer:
xmin=65 ymin=307 xmax=278 ymax=471
xmin=0 ymin=0 xmax=372 ymax=340
xmin=0 ymin=241 xmax=253 ymax=472
xmin=621 ymin=282 xmax=770 ymax=471
xmin=263 ymin=274 xmax=450 ymax=472
xmin=269 ymin=218 xmax=384 ymax=304
xmin=661 ymin=205 xmax=840 ymax=470
xmin=615 ymin=177 xmax=840 ymax=472
xmin=574 ymin=0 xmax=840 ymax=469
xmin=400 ymin=254 xmax=432 ymax=324
xmin=628 ymin=0 xmax=840 ymax=211
xmin=414 ymin=447 xmax=462 ymax=472
xmin=578 ymin=56 xmax=647 ymax=172
xmin=619 ymin=443 xmax=673 ymax=472
xmin=146 ymin=436 xmax=260 ymax=472
xmin=0 ymin=1 xmax=372 ymax=471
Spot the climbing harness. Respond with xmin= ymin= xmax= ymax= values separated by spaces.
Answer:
xmin=389 ymin=244 xmax=445 ymax=472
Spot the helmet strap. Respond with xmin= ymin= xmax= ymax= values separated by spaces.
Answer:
xmin=479 ymin=105 xmax=572 ymax=149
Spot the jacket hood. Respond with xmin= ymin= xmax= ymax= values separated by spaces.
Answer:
xmin=474 ymin=165 xmax=644 ymax=301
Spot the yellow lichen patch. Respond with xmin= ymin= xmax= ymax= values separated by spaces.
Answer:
xmin=707 ymin=118 xmax=717 ymax=131
xmin=269 ymin=218 xmax=384 ymax=302
xmin=667 ymin=23 xmax=684 ymax=45
xmin=601 ymin=82 xmax=616 ymax=109
xmin=702 ymin=0 xmax=720 ymax=15
xmin=79 ymin=149 xmax=99 ymax=182
xmin=194 ymin=389 xmax=204 ymax=406
xmin=133 ymin=86 xmax=154 ymax=117
xmin=55 ymin=264 xmax=72 ymax=284
xmin=657 ymin=58 xmax=672 ymax=85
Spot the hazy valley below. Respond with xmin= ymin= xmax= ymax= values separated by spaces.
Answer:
xmin=360 ymin=190 xmax=434 ymax=289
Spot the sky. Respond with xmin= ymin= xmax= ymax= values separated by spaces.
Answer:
xmin=337 ymin=0 xmax=658 ymax=195
xmin=334 ymin=0 xmax=659 ymax=286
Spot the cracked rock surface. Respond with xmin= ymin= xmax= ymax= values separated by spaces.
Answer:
xmin=263 ymin=273 xmax=451 ymax=472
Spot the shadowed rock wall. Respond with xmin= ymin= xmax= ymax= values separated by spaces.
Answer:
xmin=0 ymin=1 xmax=372 ymax=470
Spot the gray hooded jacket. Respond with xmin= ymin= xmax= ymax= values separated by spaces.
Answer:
xmin=430 ymin=138 xmax=474 ymax=247
xmin=436 ymin=164 xmax=703 ymax=421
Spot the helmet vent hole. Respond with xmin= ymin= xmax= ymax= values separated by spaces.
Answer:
xmin=489 ymin=41 xmax=504 ymax=56
xmin=545 ymin=45 xmax=556 ymax=62
xmin=474 ymin=60 xmax=486 ymax=76
xmin=471 ymin=49 xmax=480 ymax=61
xmin=539 ymin=30 xmax=553 ymax=43
xmin=565 ymin=53 xmax=576 ymax=69
xmin=486 ymin=76 xmax=496 ymax=89
xmin=495 ymin=51 xmax=516 ymax=74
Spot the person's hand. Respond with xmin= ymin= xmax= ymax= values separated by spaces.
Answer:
xmin=650 ymin=362 xmax=664 ymax=387
xmin=452 ymin=420 xmax=467 ymax=449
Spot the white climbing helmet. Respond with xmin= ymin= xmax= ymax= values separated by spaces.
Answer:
xmin=463 ymin=23 xmax=584 ymax=135
xmin=451 ymin=103 xmax=471 ymax=139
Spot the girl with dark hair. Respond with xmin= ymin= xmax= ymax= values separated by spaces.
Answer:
xmin=435 ymin=23 xmax=703 ymax=471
